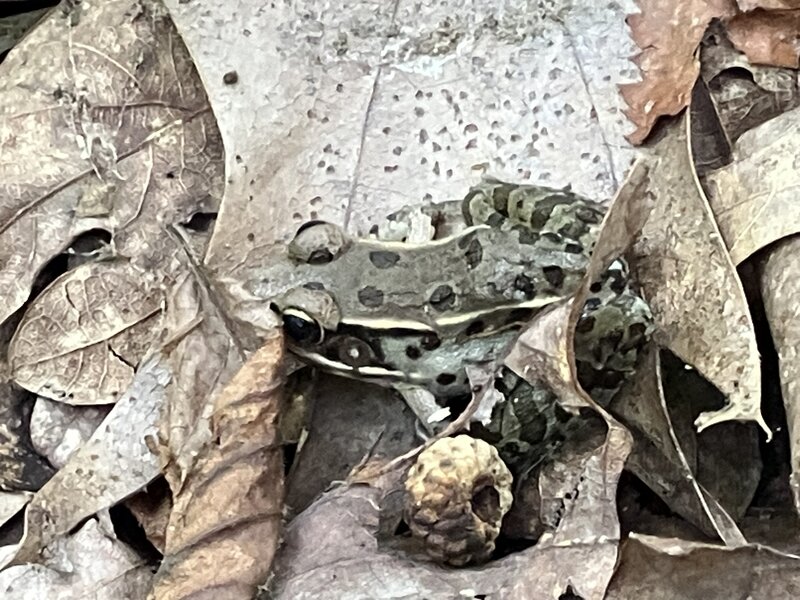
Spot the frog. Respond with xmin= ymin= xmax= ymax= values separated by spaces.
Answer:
xmin=268 ymin=179 xmax=653 ymax=463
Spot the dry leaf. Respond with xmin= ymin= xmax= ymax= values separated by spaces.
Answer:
xmin=607 ymin=534 xmax=800 ymax=598
xmin=700 ymin=23 xmax=800 ymax=143
xmin=9 ymin=261 xmax=165 ymax=405
xmin=621 ymin=0 xmax=738 ymax=144
xmin=760 ymin=237 xmax=800 ymax=514
xmin=0 ymin=519 xmax=153 ymax=600
xmin=0 ymin=383 xmax=53 ymax=491
xmin=157 ymin=269 xmax=244 ymax=493
xmin=0 ymin=0 xmax=222 ymax=331
xmin=271 ymin=429 xmax=632 ymax=600
xmin=737 ymin=0 xmax=800 ymax=9
xmin=285 ymin=374 xmax=418 ymax=515
xmin=164 ymin=0 xmax=641 ymax=336
xmin=705 ymin=105 xmax=800 ymax=264
xmin=611 ymin=347 xmax=755 ymax=542
xmin=5 ymin=353 xmax=169 ymax=567
xmin=634 ymin=113 xmax=766 ymax=434
xmin=727 ymin=9 xmax=800 ymax=68
xmin=29 ymin=398 xmax=110 ymax=469
xmin=496 ymin=162 xmax=652 ymax=597
xmin=149 ymin=333 xmax=285 ymax=600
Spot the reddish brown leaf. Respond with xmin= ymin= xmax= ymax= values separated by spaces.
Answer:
xmin=149 ymin=333 xmax=285 ymax=600
xmin=727 ymin=9 xmax=800 ymax=67
xmin=621 ymin=0 xmax=738 ymax=144
xmin=736 ymin=0 xmax=800 ymax=9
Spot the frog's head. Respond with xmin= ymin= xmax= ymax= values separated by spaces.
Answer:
xmin=270 ymin=286 xmax=341 ymax=347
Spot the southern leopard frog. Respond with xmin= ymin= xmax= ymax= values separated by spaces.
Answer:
xmin=270 ymin=180 xmax=653 ymax=461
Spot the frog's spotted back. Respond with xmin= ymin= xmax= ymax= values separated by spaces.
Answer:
xmin=462 ymin=179 xmax=606 ymax=254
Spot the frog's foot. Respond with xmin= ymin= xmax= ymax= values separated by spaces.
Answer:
xmin=395 ymin=384 xmax=451 ymax=437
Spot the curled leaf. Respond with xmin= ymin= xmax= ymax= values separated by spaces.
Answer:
xmin=634 ymin=113 xmax=767 ymax=435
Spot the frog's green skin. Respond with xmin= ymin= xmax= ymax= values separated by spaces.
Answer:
xmin=270 ymin=180 xmax=653 ymax=460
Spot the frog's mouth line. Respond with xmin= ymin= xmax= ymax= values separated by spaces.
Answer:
xmin=287 ymin=344 xmax=423 ymax=386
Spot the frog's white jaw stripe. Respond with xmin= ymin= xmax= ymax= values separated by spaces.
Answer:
xmin=287 ymin=344 xmax=424 ymax=385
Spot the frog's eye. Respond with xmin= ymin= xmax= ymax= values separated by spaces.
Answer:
xmin=280 ymin=307 xmax=325 ymax=345
xmin=289 ymin=221 xmax=350 ymax=265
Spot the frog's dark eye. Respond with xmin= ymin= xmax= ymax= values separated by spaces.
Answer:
xmin=281 ymin=308 xmax=324 ymax=345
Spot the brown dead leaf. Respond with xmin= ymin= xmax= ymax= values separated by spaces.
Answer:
xmin=149 ymin=333 xmax=285 ymax=600
xmin=611 ymin=347 xmax=755 ymax=543
xmin=0 ymin=0 xmax=222 ymax=328
xmin=0 ymin=519 xmax=153 ymax=600
xmin=168 ymin=0 xmax=644 ymax=340
xmin=9 ymin=261 xmax=165 ymax=405
xmin=700 ymin=22 xmax=800 ymax=143
xmin=270 ymin=455 xmax=633 ymax=600
xmin=621 ymin=0 xmax=738 ymax=144
xmin=5 ymin=353 xmax=169 ymax=567
xmin=727 ymin=9 xmax=800 ymax=68
xmin=634 ymin=113 xmax=766 ymax=434
xmin=0 ymin=383 xmax=54 ymax=491
xmin=607 ymin=534 xmax=800 ymax=598
xmin=705 ymin=105 xmax=800 ymax=265
xmin=737 ymin=0 xmax=800 ymax=9
xmin=285 ymin=374 xmax=418 ymax=515
xmin=760 ymin=237 xmax=800 ymax=514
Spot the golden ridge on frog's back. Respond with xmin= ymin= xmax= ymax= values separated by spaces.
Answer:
xmin=269 ymin=180 xmax=616 ymax=400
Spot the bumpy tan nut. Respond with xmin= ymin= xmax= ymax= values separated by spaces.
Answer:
xmin=404 ymin=435 xmax=513 ymax=566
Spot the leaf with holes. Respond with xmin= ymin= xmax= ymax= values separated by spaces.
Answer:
xmin=0 ymin=0 xmax=222 ymax=333
xmin=9 ymin=261 xmax=164 ymax=405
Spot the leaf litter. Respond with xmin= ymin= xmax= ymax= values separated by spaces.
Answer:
xmin=0 ymin=0 xmax=798 ymax=597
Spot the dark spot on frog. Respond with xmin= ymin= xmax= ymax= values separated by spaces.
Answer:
xmin=485 ymin=212 xmax=505 ymax=228
xmin=583 ymin=297 xmax=602 ymax=311
xmin=436 ymin=373 xmax=457 ymax=386
xmin=542 ymin=232 xmax=562 ymax=244
xmin=464 ymin=237 xmax=483 ymax=269
xmin=609 ymin=270 xmax=627 ymax=294
xmin=465 ymin=320 xmax=485 ymax=336
xmin=531 ymin=204 xmax=555 ymax=229
xmin=420 ymin=333 xmax=441 ymax=350
xmin=515 ymin=227 xmax=539 ymax=246
xmin=621 ymin=322 xmax=649 ymax=350
xmin=543 ymin=265 xmax=565 ymax=288
xmin=575 ymin=315 xmax=595 ymax=334
xmin=358 ymin=286 xmax=384 ymax=307
xmin=576 ymin=207 xmax=602 ymax=224
xmin=429 ymin=284 xmax=456 ymax=311
xmin=369 ymin=250 xmax=401 ymax=268
xmin=565 ymin=242 xmax=583 ymax=254
xmin=405 ymin=345 xmax=421 ymax=359
xmin=589 ymin=281 xmax=602 ymax=293
xmin=514 ymin=274 xmax=535 ymax=298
